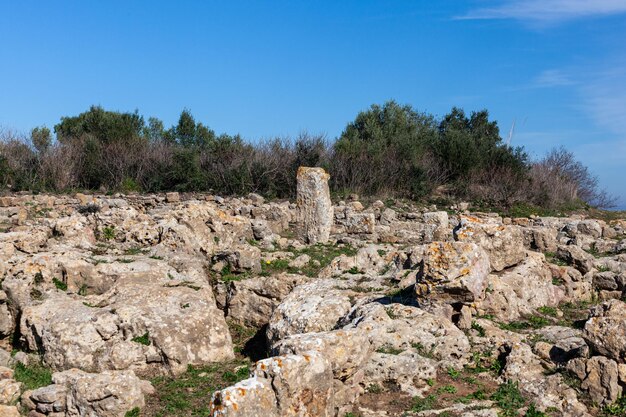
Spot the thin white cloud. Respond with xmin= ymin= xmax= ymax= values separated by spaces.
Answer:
xmin=458 ymin=0 xmax=626 ymax=22
xmin=580 ymin=65 xmax=626 ymax=135
xmin=532 ymin=69 xmax=576 ymax=88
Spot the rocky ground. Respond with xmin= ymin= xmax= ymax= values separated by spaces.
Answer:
xmin=0 ymin=180 xmax=625 ymax=416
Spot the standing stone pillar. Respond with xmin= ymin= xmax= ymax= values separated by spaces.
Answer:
xmin=296 ymin=167 xmax=333 ymax=244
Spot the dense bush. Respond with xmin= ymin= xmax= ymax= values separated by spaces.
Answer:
xmin=0 ymin=102 xmax=615 ymax=209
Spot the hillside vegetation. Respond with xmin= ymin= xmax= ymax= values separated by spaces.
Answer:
xmin=0 ymin=101 xmax=615 ymax=212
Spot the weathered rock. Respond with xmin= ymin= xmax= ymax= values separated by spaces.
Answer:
xmin=226 ymin=274 xmax=308 ymax=327
xmin=501 ymin=343 xmax=590 ymax=416
xmin=296 ymin=167 xmax=333 ymax=244
xmin=343 ymin=303 xmax=471 ymax=366
xmin=583 ymin=299 xmax=626 ymax=362
xmin=479 ymin=252 xmax=565 ymax=321
xmin=271 ymin=329 xmax=371 ymax=379
xmin=28 ymin=369 xmax=149 ymax=417
xmin=557 ymin=245 xmax=594 ymax=275
xmin=454 ymin=215 xmax=525 ymax=271
xmin=0 ymin=405 xmax=20 ymax=417
xmin=213 ymin=245 xmax=262 ymax=274
xmin=266 ymin=280 xmax=354 ymax=344
xmin=567 ymin=356 xmax=621 ymax=405
xmin=361 ymin=351 xmax=436 ymax=396
xmin=0 ymin=379 xmax=21 ymax=404
xmin=417 ymin=241 xmax=490 ymax=304
xmin=165 ymin=191 xmax=180 ymax=203
xmin=19 ymin=260 xmax=234 ymax=375
xmin=211 ymin=352 xmax=335 ymax=417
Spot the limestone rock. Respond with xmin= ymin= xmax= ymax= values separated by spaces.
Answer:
xmin=583 ymin=299 xmax=626 ymax=362
xmin=454 ymin=215 xmax=525 ymax=271
xmin=266 ymin=280 xmax=354 ymax=344
xmin=576 ymin=356 xmax=621 ymax=405
xmin=479 ymin=252 xmax=564 ymax=321
xmin=271 ymin=329 xmax=371 ymax=379
xmin=27 ymin=369 xmax=149 ymax=417
xmin=0 ymin=379 xmax=21 ymax=404
xmin=211 ymin=352 xmax=334 ymax=417
xmin=226 ymin=274 xmax=308 ymax=327
xmin=343 ymin=303 xmax=471 ymax=366
xmin=296 ymin=167 xmax=333 ymax=244
xmin=417 ymin=241 xmax=490 ymax=303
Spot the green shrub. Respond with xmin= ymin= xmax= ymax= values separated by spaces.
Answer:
xmin=14 ymin=362 xmax=53 ymax=390
xmin=132 ymin=332 xmax=151 ymax=346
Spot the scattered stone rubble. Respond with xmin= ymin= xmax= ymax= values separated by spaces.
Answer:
xmin=0 ymin=168 xmax=624 ymax=416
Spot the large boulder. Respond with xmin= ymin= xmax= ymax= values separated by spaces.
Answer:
xmin=501 ymin=343 xmax=590 ymax=416
xmin=478 ymin=252 xmax=565 ymax=321
xmin=296 ymin=167 xmax=333 ymax=244
xmin=18 ymin=259 xmax=234 ymax=376
xmin=210 ymin=352 xmax=335 ymax=417
xmin=454 ymin=215 xmax=525 ymax=271
xmin=26 ymin=369 xmax=150 ymax=417
xmin=266 ymin=280 xmax=354 ymax=344
xmin=416 ymin=241 xmax=490 ymax=304
xmin=567 ymin=356 xmax=621 ymax=405
xmin=343 ymin=303 xmax=471 ymax=366
xmin=226 ymin=274 xmax=308 ymax=327
xmin=583 ymin=299 xmax=626 ymax=362
xmin=271 ymin=329 xmax=371 ymax=380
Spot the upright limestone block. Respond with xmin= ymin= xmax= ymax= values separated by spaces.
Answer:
xmin=296 ymin=167 xmax=333 ymax=244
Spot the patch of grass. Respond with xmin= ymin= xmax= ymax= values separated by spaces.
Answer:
xmin=52 ymin=278 xmax=67 ymax=291
xmin=411 ymin=394 xmax=438 ymax=412
xmin=149 ymin=360 xmax=250 ymax=417
xmin=102 ymin=226 xmax=116 ymax=240
xmin=261 ymin=258 xmax=291 ymax=274
xmin=525 ymin=404 xmax=548 ymax=417
xmin=596 ymin=265 xmax=611 ymax=272
xmin=499 ymin=315 xmax=550 ymax=331
xmin=291 ymin=243 xmax=357 ymax=277
xmin=116 ymin=258 xmax=135 ymax=263
xmin=346 ymin=266 xmax=361 ymax=274
xmin=78 ymin=284 xmax=88 ymax=296
xmin=437 ymin=384 xmax=457 ymax=394
xmin=558 ymin=300 xmax=592 ymax=328
xmin=376 ymin=344 xmax=404 ymax=355
xmin=458 ymin=388 xmax=487 ymax=403
xmin=150 ymin=255 xmax=164 ymax=260
xmin=537 ymin=306 xmax=558 ymax=317
xmin=447 ymin=366 xmax=461 ymax=380
xmin=491 ymin=381 xmax=526 ymax=417
xmin=471 ymin=321 xmax=486 ymax=337
xmin=377 ymin=249 xmax=386 ymax=257
xmin=131 ymin=332 xmax=151 ymax=346
xmin=385 ymin=307 xmax=399 ymax=320
xmin=125 ymin=408 xmax=141 ymax=417
xmin=366 ymin=383 xmax=382 ymax=394
xmin=412 ymin=342 xmax=436 ymax=359
xmin=89 ymin=257 xmax=109 ymax=265
xmin=545 ymin=252 xmax=568 ymax=267
xmin=602 ymin=395 xmax=626 ymax=416
xmin=124 ymin=247 xmax=147 ymax=255
xmin=14 ymin=362 xmax=53 ymax=390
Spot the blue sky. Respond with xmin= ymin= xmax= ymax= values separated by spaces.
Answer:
xmin=1 ymin=1 xmax=625 ymax=207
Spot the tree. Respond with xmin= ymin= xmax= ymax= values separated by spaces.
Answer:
xmin=30 ymin=126 xmax=52 ymax=153
xmin=333 ymin=100 xmax=438 ymax=196
xmin=54 ymin=105 xmax=145 ymax=144
xmin=433 ymin=107 xmax=527 ymax=182
xmin=171 ymin=109 xmax=216 ymax=147
xmin=143 ymin=117 xmax=165 ymax=142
